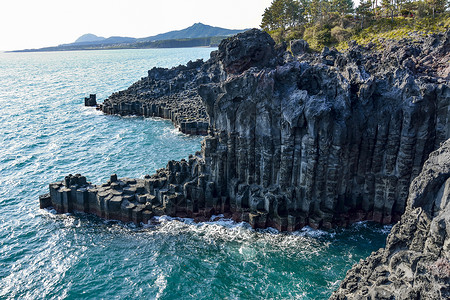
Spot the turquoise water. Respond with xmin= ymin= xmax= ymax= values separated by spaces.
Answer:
xmin=0 ymin=48 xmax=389 ymax=299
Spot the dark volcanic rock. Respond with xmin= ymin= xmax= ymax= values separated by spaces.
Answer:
xmin=84 ymin=94 xmax=97 ymax=106
xmin=196 ymin=29 xmax=450 ymax=230
xmin=45 ymin=29 xmax=450 ymax=232
xmin=290 ymin=39 xmax=309 ymax=56
xmin=97 ymin=29 xmax=277 ymax=135
xmin=98 ymin=58 xmax=218 ymax=135
xmin=331 ymin=138 xmax=450 ymax=299
xmin=217 ymin=28 xmax=276 ymax=74
xmin=41 ymin=28 xmax=450 ymax=299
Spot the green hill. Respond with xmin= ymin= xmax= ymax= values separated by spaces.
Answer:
xmin=138 ymin=23 xmax=247 ymax=42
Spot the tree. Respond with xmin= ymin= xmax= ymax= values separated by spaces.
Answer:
xmin=426 ymin=0 xmax=448 ymax=17
xmin=332 ymin=0 xmax=354 ymax=16
xmin=260 ymin=0 xmax=302 ymax=31
xmin=381 ymin=0 xmax=395 ymax=20
xmin=308 ymin=0 xmax=329 ymax=22
xmin=261 ymin=7 xmax=276 ymax=31
xmin=356 ymin=0 xmax=374 ymax=28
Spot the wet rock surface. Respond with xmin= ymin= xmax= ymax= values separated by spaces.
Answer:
xmin=45 ymin=29 xmax=449 ymax=231
xmin=331 ymin=138 xmax=450 ymax=299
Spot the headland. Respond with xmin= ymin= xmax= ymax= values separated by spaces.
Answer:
xmin=39 ymin=28 xmax=450 ymax=297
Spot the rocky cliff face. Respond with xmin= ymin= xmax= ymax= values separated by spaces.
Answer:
xmin=42 ymin=29 xmax=450 ymax=232
xmin=331 ymin=138 xmax=450 ymax=299
xmin=196 ymin=29 xmax=450 ymax=230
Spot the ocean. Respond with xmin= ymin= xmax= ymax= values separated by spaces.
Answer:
xmin=0 ymin=48 xmax=389 ymax=299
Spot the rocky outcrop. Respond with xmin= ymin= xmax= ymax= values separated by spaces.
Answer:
xmin=39 ymin=156 xmax=219 ymax=224
xmin=42 ymin=29 xmax=450 ymax=231
xmin=97 ymin=54 xmax=222 ymax=135
xmin=96 ymin=29 xmax=283 ymax=135
xmin=331 ymin=138 xmax=450 ymax=299
xmin=40 ymin=173 xmax=156 ymax=224
xmin=84 ymin=94 xmax=97 ymax=106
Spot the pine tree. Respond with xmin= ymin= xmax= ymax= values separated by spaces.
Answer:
xmin=356 ymin=0 xmax=373 ymax=28
xmin=427 ymin=0 xmax=448 ymax=17
xmin=332 ymin=0 xmax=354 ymax=16
xmin=261 ymin=0 xmax=303 ymax=31
xmin=381 ymin=0 xmax=395 ymax=20
xmin=261 ymin=7 xmax=275 ymax=31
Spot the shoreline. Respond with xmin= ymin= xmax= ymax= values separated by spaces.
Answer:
xmin=5 ymin=46 xmax=218 ymax=54
xmin=40 ymin=27 xmax=450 ymax=297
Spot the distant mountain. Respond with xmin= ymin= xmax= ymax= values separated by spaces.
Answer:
xmin=138 ymin=23 xmax=247 ymax=42
xmin=74 ymin=34 xmax=105 ymax=44
xmin=68 ymin=35 xmax=136 ymax=46
xmin=12 ymin=23 xmax=248 ymax=52
xmin=92 ymin=36 xmax=137 ymax=45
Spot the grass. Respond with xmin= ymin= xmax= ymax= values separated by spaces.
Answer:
xmin=266 ymin=12 xmax=450 ymax=52
xmin=336 ymin=13 xmax=450 ymax=51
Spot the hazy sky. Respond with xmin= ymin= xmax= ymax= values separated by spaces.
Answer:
xmin=0 ymin=0 xmax=273 ymax=51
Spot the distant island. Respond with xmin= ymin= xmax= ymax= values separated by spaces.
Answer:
xmin=12 ymin=23 xmax=248 ymax=52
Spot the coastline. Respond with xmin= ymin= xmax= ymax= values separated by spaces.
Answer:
xmin=42 ymin=29 xmax=449 ymax=229
xmin=5 ymin=45 xmax=219 ymax=54
xmin=40 ymin=28 xmax=450 ymax=297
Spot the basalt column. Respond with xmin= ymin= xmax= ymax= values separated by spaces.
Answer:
xmin=197 ymin=30 xmax=450 ymax=230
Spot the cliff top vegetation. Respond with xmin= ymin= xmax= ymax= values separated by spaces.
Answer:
xmin=261 ymin=0 xmax=450 ymax=51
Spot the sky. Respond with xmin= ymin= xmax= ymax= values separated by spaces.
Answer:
xmin=0 ymin=0 xmax=274 ymax=51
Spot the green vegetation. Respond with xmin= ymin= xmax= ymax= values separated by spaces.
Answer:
xmin=337 ymin=13 xmax=450 ymax=50
xmin=261 ymin=0 xmax=450 ymax=51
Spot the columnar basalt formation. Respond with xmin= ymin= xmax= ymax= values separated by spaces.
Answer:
xmin=98 ymin=57 xmax=223 ymax=135
xmin=197 ymin=29 xmax=450 ymax=230
xmin=39 ymin=156 xmax=219 ymax=224
xmin=331 ymin=138 xmax=450 ymax=299
xmin=84 ymin=94 xmax=97 ymax=106
xmin=42 ymin=29 xmax=450 ymax=232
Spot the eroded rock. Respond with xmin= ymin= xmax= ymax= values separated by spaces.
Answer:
xmin=331 ymin=138 xmax=450 ymax=299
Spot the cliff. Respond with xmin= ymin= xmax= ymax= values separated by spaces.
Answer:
xmin=331 ymin=138 xmax=450 ymax=299
xmin=197 ymin=30 xmax=450 ymax=230
xmin=41 ymin=29 xmax=450 ymax=231
xmin=38 ymin=28 xmax=450 ymax=298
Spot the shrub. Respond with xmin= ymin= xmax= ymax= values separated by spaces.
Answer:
xmin=316 ymin=28 xmax=332 ymax=45
xmin=268 ymin=28 xmax=286 ymax=44
xmin=285 ymin=26 xmax=305 ymax=41
xmin=331 ymin=26 xmax=354 ymax=43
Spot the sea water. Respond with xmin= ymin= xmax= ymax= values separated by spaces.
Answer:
xmin=0 ymin=48 xmax=389 ymax=299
